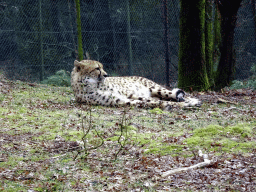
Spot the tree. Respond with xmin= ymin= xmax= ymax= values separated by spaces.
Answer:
xmin=213 ymin=0 xmax=221 ymax=81
xmin=75 ymin=0 xmax=83 ymax=61
xmin=178 ymin=0 xmax=210 ymax=91
xmin=214 ymin=0 xmax=242 ymax=90
xmin=205 ymin=0 xmax=214 ymax=85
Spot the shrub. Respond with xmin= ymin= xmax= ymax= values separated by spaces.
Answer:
xmin=42 ymin=70 xmax=71 ymax=87
xmin=229 ymin=64 xmax=256 ymax=90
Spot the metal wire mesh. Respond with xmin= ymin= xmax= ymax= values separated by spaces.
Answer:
xmin=0 ymin=0 xmax=255 ymax=84
xmin=235 ymin=0 xmax=256 ymax=80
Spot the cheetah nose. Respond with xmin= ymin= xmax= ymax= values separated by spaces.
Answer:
xmin=103 ymin=74 xmax=108 ymax=77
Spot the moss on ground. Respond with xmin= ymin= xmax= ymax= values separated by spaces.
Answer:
xmin=0 ymin=81 xmax=256 ymax=191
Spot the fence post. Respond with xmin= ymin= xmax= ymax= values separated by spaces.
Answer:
xmin=163 ymin=0 xmax=170 ymax=86
xmin=39 ymin=0 xmax=44 ymax=81
xmin=252 ymin=0 xmax=256 ymax=40
xmin=125 ymin=0 xmax=133 ymax=76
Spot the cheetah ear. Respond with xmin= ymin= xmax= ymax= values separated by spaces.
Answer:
xmin=74 ymin=60 xmax=84 ymax=72
xmin=74 ymin=60 xmax=81 ymax=67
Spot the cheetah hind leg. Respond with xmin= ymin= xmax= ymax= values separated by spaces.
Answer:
xmin=151 ymin=87 xmax=186 ymax=102
xmin=151 ymin=93 xmax=202 ymax=110
xmin=164 ymin=88 xmax=202 ymax=108
xmin=136 ymin=99 xmax=184 ymax=111
xmin=183 ymin=97 xmax=202 ymax=107
xmin=162 ymin=98 xmax=202 ymax=111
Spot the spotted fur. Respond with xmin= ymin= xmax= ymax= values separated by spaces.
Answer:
xmin=71 ymin=60 xmax=201 ymax=110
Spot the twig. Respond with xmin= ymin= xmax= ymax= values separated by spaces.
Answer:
xmin=51 ymin=153 xmax=67 ymax=159
xmin=115 ymin=107 xmax=131 ymax=160
xmin=217 ymin=97 xmax=238 ymax=105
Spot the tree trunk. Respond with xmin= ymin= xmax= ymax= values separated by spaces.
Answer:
xmin=205 ymin=0 xmax=214 ymax=86
xmin=214 ymin=0 xmax=242 ymax=90
xmin=178 ymin=0 xmax=210 ymax=91
xmin=213 ymin=1 xmax=221 ymax=78
xmin=75 ymin=0 xmax=83 ymax=61
xmin=163 ymin=0 xmax=170 ymax=86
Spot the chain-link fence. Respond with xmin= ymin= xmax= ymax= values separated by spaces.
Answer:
xmin=0 ymin=0 xmax=255 ymax=85
xmin=235 ymin=0 xmax=256 ymax=80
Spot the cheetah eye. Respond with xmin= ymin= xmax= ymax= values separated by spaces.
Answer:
xmin=95 ymin=67 xmax=100 ymax=70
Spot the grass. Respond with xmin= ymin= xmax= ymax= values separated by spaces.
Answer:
xmin=0 ymin=80 xmax=256 ymax=191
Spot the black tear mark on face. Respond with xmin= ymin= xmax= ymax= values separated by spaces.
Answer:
xmin=77 ymin=66 xmax=81 ymax=72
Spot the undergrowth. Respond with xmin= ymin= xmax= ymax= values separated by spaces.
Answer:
xmin=41 ymin=70 xmax=71 ymax=87
xmin=230 ymin=64 xmax=256 ymax=90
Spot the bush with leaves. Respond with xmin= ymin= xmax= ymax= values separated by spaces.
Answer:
xmin=42 ymin=70 xmax=71 ymax=87
xmin=229 ymin=64 xmax=256 ymax=90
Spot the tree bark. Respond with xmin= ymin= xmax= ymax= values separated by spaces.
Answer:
xmin=163 ymin=0 xmax=170 ymax=86
xmin=75 ymin=0 xmax=83 ymax=61
xmin=205 ymin=0 xmax=214 ymax=86
xmin=214 ymin=0 xmax=242 ymax=90
xmin=178 ymin=0 xmax=210 ymax=91
xmin=213 ymin=1 xmax=221 ymax=78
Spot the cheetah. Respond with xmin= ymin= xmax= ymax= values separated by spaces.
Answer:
xmin=71 ymin=60 xmax=201 ymax=110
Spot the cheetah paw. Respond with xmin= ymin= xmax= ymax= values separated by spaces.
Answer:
xmin=183 ymin=97 xmax=202 ymax=107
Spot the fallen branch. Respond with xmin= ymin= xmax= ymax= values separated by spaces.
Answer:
xmin=162 ymin=159 xmax=214 ymax=177
xmin=50 ymin=153 xmax=67 ymax=159
xmin=162 ymin=150 xmax=215 ymax=177
xmin=217 ymin=97 xmax=238 ymax=105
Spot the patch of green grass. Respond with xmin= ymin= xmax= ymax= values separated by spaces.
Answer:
xmin=33 ymin=181 xmax=66 ymax=192
xmin=145 ymin=144 xmax=185 ymax=156
xmin=62 ymin=131 xmax=81 ymax=141
xmin=29 ymin=153 xmax=49 ymax=162
xmin=149 ymin=108 xmax=164 ymax=114
xmin=1 ymin=79 xmax=256 ymax=190
xmin=34 ymin=133 xmax=56 ymax=141
xmin=1 ymin=181 xmax=28 ymax=192
xmin=192 ymin=124 xmax=223 ymax=136
xmin=185 ymin=124 xmax=256 ymax=153
xmin=141 ymin=123 xmax=256 ymax=156
xmin=0 ymin=156 xmax=24 ymax=168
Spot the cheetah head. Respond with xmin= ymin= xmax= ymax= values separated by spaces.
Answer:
xmin=72 ymin=60 xmax=108 ymax=84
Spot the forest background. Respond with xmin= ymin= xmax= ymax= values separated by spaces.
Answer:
xmin=1 ymin=1 xmax=256 ymax=191
xmin=0 ymin=0 xmax=255 ymax=90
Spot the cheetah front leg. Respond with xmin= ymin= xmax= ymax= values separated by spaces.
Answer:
xmin=88 ymin=90 xmax=143 ymax=108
